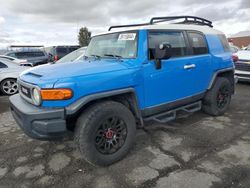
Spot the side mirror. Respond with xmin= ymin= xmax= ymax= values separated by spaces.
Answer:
xmin=154 ymin=43 xmax=172 ymax=69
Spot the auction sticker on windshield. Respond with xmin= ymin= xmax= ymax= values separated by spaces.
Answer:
xmin=118 ymin=33 xmax=136 ymax=40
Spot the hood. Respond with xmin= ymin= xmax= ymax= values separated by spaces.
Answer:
xmin=236 ymin=50 xmax=250 ymax=61
xmin=20 ymin=59 xmax=129 ymax=81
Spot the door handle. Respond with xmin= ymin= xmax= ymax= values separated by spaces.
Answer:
xmin=184 ymin=64 xmax=196 ymax=69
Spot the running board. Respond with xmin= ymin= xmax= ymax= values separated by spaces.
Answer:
xmin=144 ymin=101 xmax=202 ymax=124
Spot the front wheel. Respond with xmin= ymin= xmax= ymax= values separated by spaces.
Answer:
xmin=0 ymin=78 xmax=18 ymax=95
xmin=74 ymin=101 xmax=136 ymax=166
xmin=202 ymin=77 xmax=232 ymax=116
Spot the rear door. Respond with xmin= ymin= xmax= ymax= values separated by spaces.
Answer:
xmin=186 ymin=31 xmax=212 ymax=93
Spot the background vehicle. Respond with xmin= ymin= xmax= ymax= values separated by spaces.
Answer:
xmin=55 ymin=47 xmax=87 ymax=63
xmin=10 ymin=16 xmax=235 ymax=166
xmin=235 ymin=48 xmax=250 ymax=82
xmin=0 ymin=55 xmax=28 ymax=64
xmin=0 ymin=58 xmax=29 ymax=95
xmin=229 ymin=44 xmax=240 ymax=53
xmin=5 ymin=49 xmax=48 ymax=66
xmin=43 ymin=45 xmax=80 ymax=62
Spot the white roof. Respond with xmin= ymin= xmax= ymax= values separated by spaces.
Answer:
xmin=95 ymin=24 xmax=223 ymax=36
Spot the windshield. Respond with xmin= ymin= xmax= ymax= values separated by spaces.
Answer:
xmin=56 ymin=47 xmax=87 ymax=63
xmin=85 ymin=31 xmax=138 ymax=58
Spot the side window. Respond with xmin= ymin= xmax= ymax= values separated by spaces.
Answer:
xmin=0 ymin=62 xmax=7 ymax=68
xmin=15 ymin=52 xmax=27 ymax=59
xmin=188 ymin=32 xmax=208 ymax=55
xmin=218 ymin=34 xmax=230 ymax=52
xmin=32 ymin=52 xmax=44 ymax=57
xmin=148 ymin=31 xmax=188 ymax=59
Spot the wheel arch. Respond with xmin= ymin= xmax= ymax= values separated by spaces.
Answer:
xmin=208 ymin=68 xmax=235 ymax=93
xmin=0 ymin=77 xmax=17 ymax=84
xmin=66 ymin=88 xmax=144 ymax=130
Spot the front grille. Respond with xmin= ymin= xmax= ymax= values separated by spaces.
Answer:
xmin=20 ymin=85 xmax=32 ymax=98
xmin=18 ymin=80 xmax=34 ymax=104
xmin=235 ymin=62 xmax=250 ymax=72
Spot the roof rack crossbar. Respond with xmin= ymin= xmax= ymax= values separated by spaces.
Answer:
xmin=150 ymin=16 xmax=213 ymax=27
xmin=108 ymin=16 xmax=213 ymax=31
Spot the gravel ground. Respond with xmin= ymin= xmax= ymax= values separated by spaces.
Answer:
xmin=0 ymin=83 xmax=249 ymax=188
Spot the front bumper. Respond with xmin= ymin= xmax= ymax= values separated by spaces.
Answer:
xmin=235 ymin=70 xmax=250 ymax=82
xmin=9 ymin=94 xmax=67 ymax=140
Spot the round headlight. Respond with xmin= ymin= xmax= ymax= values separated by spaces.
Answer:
xmin=32 ymin=87 xmax=41 ymax=105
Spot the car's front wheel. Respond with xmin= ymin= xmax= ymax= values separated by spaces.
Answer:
xmin=74 ymin=101 xmax=136 ymax=166
xmin=0 ymin=78 xmax=18 ymax=95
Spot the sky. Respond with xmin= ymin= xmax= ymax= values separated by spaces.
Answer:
xmin=0 ymin=0 xmax=249 ymax=47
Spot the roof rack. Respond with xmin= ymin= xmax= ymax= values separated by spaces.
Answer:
xmin=108 ymin=16 xmax=213 ymax=31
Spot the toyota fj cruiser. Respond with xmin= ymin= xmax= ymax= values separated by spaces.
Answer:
xmin=10 ymin=16 xmax=235 ymax=166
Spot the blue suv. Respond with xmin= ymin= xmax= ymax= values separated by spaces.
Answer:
xmin=10 ymin=16 xmax=235 ymax=166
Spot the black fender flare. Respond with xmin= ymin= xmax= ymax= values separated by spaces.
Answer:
xmin=207 ymin=67 xmax=235 ymax=90
xmin=65 ymin=88 xmax=143 ymax=126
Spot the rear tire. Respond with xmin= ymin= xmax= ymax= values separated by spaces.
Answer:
xmin=202 ymin=77 xmax=232 ymax=116
xmin=74 ymin=101 xmax=136 ymax=166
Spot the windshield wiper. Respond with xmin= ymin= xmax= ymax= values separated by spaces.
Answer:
xmin=103 ymin=54 xmax=123 ymax=59
xmin=83 ymin=55 xmax=89 ymax=60
xmin=89 ymin=54 xmax=101 ymax=60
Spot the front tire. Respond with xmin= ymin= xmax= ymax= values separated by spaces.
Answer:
xmin=202 ymin=77 xmax=232 ymax=116
xmin=74 ymin=101 xmax=136 ymax=166
xmin=0 ymin=78 xmax=18 ymax=95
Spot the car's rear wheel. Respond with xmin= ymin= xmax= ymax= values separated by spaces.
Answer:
xmin=74 ymin=101 xmax=136 ymax=166
xmin=0 ymin=78 xmax=18 ymax=95
xmin=202 ymin=77 xmax=232 ymax=116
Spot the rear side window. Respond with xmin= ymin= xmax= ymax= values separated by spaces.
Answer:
xmin=0 ymin=62 xmax=7 ymax=68
xmin=188 ymin=32 xmax=208 ymax=55
xmin=33 ymin=52 xmax=45 ymax=57
xmin=148 ymin=31 xmax=188 ymax=59
xmin=15 ymin=52 xmax=27 ymax=59
xmin=16 ymin=51 xmax=45 ymax=58
xmin=218 ymin=34 xmax=230 ymax=52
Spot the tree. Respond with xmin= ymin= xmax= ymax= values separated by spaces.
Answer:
xmin=78 ymin=27 xmax=91 ymax=47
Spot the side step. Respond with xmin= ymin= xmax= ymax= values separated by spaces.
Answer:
xmin=144 ymin=101 xmax=202 ymax=124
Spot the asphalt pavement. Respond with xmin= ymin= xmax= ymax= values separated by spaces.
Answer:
xmin=0 ymin=83 xmax=249 ymax=188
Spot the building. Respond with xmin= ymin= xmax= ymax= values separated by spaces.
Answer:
xmin=228 ymin=30 xmax=250 ymax=48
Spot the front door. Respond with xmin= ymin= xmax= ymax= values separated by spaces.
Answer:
xmin=143 ymin=30 xmax=202 ymax=114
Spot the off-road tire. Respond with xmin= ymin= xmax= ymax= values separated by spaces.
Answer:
xmin=74 ymin=101 xmax=136 ymax=166
xmin=202 ymin=77 xmax=232 ymax=116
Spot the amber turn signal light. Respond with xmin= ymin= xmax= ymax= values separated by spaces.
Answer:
xmin=40 ymin=89 xmax=73 ymax=100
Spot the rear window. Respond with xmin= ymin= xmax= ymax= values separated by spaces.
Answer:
xmin=2 ymin=56 xmax=14 ymax=61
xmin=0 ymin=62 xmax=7 ymax=68
xmin=218 ymin=34 xmax=231 ymax=52
xmin=188 ymin=32 xmax=208 ymax=55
